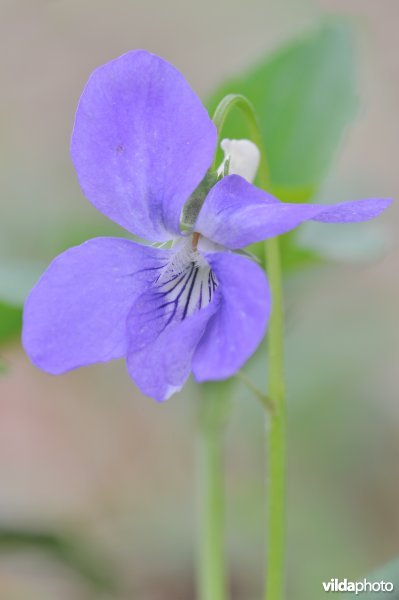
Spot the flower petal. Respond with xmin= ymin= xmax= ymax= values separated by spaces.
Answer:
xmin=22 ymin=238 xmax=171 ymax=374
xmin=312 ymin=199 xmax=393 ymax=223
xmin=126 ymin=284 xmax=220 ymax=402
xmin=71 ymin=50 xmax=217 ymax=241
xmin=195 ymin=175 xmax=392 ymax=248
xmin=192 ymin=252 xmax=270 ymax=381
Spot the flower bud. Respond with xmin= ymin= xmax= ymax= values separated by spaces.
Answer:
xmin=218 ymin=138 xmax=260 ymax=183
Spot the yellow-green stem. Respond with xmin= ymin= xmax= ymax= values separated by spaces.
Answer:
xmin=254 ymin=106 xmax=286 ymax=600
xmin=264 ymin=235 xmax=286 ymax=600
xmin=197 ymin=383 xmax=229 ymax=600
xmin=211 ymin=95 xmax=286 ymax=599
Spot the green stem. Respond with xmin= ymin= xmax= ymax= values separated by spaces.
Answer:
xmin=197 ymin=383 xmax=229 ymax=600
xmin=212 ymin=95 xmax=286 ymax=599
xmin=254 ymin=114 xmax=286 ymax=600
xmin=211 ymin=94 xmax=270 ymax=180
xmin=264 ymin=235 xmax=286 ymax=600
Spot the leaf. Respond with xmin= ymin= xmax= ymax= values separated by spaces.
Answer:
xmin=296 ymin=221 xmax=390 ymax=264
xmin=342 ymin=557 xmax=399 ymax=598
xmin=0 ymin=259 xmax=46 ymax=345
xmin=0 ymin=528 xmax=118 ymax=592
xmin=0 ymin=302 xmax=23 ymax=345
xmin=207 ymin=20 xmax=357 ymax=192
xmin=207 ymin=22 xmax=358 ymax=274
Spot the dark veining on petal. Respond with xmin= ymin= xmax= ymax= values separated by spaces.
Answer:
xmin=136 ymin=242 xmax=220 ymax=336
xmin=207 ymin=271 xmax=213 ymax=304
xmin=182 ymin=267 xmax=199 ymax=320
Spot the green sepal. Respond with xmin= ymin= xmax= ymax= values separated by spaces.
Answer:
xmin=181 ymin=169 xmax=219 ymax=230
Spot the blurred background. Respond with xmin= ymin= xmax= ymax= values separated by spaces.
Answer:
xmin=1 ymin=0 xmax=399 ymax=598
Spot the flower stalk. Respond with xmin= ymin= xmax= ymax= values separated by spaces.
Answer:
xmin=263 ymin=235 xmax=286 ymax=600
xmin=197 ymin=382 xmax=230 ymax=600
xmin=212 ymin=94 xmax=286 ymax=600
xmin=253 ymin=109 xmax=287 ymax=600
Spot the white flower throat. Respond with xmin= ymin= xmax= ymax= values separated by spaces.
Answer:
xmin=155 ymin=235 xmax=218 ymax=321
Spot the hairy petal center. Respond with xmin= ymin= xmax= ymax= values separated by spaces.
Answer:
xmin=154 ymin=237 xmax=218 ymax=323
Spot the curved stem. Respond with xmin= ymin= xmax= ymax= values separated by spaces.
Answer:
xmin=212 ymin=95 xmax=286 ymax=599
xmin=254 ymin=116 xmax=286 ymax=600
xmin=211 ymin=94 xmax=270 ymax=182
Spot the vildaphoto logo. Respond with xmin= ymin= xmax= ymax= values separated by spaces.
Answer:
xmin=322 ymin=578 xmax=394 ymax=594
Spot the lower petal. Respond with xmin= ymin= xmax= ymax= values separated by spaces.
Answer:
xmin=22 ymin=238 xmax=170 ymax=374
xmin=192 ymin=252 xmax=271 ymax=381
xmin=126 ymin=290 xmax=219 ymax=402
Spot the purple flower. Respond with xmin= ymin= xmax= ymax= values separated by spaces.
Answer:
xmin=22 ymin=51 xmax=391 ymax=401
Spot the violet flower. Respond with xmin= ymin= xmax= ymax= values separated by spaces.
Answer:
xmin=22 ymin=51 xmax=391 ymax=401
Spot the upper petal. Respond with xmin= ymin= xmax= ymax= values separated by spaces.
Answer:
xmin=22 ymin=238 xmax=171 ymax=374
xmin=195 ymin=175 xmax=392 ymax=248
xmin=71 ymin=50 xmax=217 ymax=241
xmin=192 ymin=251 xmax=270 ymax=381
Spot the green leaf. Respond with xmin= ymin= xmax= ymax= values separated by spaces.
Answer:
xmin=0 ymin=528 xmax=117 ymax=592
xmin=0 ymin=302 xmax=22 ymax=345
xmin=297 ymin=221 xmax=390 ymax=264
xmin=0 ymin=259 xmax=46 ymax=345
xmin=247 ymin=236 xmax=321 ymax=274
xmin=342 ymin=558 xmax=399 ymax=598
xmin=207 ymin=20 xmax=357 ymax=192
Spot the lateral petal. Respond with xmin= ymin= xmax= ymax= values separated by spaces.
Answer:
xmin=22 ymin=238 xmax=170 ymax=373
xmin=195 ymin=175 xmax=391 ymax=249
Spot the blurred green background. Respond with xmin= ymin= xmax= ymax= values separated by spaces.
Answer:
xmin=1 ymin=0 xmax=398 ymax=598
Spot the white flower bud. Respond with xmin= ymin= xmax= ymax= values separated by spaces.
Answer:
xmin=218 ymin=138 xmax=260 ymax=183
